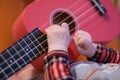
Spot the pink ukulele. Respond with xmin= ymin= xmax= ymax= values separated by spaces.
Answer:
xmin=0 ymin=0 xmax=120 ymax=79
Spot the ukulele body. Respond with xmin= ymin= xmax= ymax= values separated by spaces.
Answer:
xmin=12 ymin=0 xmax=120 ymax=72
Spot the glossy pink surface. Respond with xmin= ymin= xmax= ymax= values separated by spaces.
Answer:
xmin=13 ymin=0 xmax=120 ymax=72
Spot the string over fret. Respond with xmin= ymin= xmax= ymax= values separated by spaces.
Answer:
xmin=0 ymin=28 xmax=48 ymax=79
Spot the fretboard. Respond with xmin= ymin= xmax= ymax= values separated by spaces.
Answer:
xmin=0 ymin=28 xmax=48 ymax=80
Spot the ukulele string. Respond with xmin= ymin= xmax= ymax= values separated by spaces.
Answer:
xmin=79 ymin=11 xmax=99 ymax=29
xmin=36 ymin=6 xmax=99 ymax=50
xmin=39 ymin=0 xmax=92 ymax=30
xmin=0 ymin=7 xmax=98 ymax=71
xmin=30 ymin=1 xmax=96 ymax=44
xmin=0 ymin=2 xmax=99 ymax=68
xmin=0 ymin=7 xmax=99 ymax=69
xmin=37 ymin=5 xmax=97 ymax=40
xmin=67 ymin=5 xmax=95 ymax=26
xmin=40 ymin=0 xmax=82 ymax=28
xmin=1 ymin=3 xmax=97 ymax=63
xmin=0 ymin=0 xmax=82 ymax=67
xmin=57 ymin=1 xmax=91 ymax=25
xmin=69 ymin=11 xmax=99 ymax=34
xmin=34 ymin=4 xmax=99 ymax=50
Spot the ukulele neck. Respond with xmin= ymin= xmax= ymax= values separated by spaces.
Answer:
xmin=0 ymin=28 xmax=48 ymax=80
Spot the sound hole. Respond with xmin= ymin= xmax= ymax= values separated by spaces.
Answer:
xmin=53 ymin=12 xmax=75 ymax=34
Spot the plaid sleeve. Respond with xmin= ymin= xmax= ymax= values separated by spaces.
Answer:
xmin=88 ymin=44 xmax=120 ymax=64
xmin=44 ymin=50 xmax=75 ymax=80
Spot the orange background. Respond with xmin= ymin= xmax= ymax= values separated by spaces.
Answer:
xmin=0 ymin=0 xmax=34 ymax=52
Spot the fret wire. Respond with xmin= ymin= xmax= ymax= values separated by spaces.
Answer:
xmin=31 ymin=32 xmax=46 ymax=52
xmin=0 ymin=29 xmax=48 ymax=79
xmin=0 ymin=29 xmax=48 ymax=76
xmin=0 ymin=65 xmax=8 ymax=79
xmin=39 ymin=37 xmax=47 ymax=44
xmin=36 ymin=39 xmax=48 ymax=51
xmin=13 ymin=38 xmax=37 ymax=62
xmin=0 ymin=51 xmax=15 ymax=66
xmin=0 ymin=56 xmax=27 ymax=73
xmin=16 ymin=42 xmax=27 ymax=65
xmin=0 ymin=51 xmax=29 ymax=74
xmin=12 ymin=46 xmax=24 ymax=69
xmin=0 ymin=54 xmax=14 ymax=66
xmin=31 ymin=28 xmax=40 ymax=35
xmin=1 ymin=51 xmax=11 ymax=61
xmin=7 ymin=48 xmax=22 ymax=69
xmin=26 ymin=35 xmax=38 ymax=57
xmin=9 ymin=46 xmax=21 ymax=69
xmin=26 ymin=35 xmax=41 ymax=57
xmin=0 ymin=48 xmax=22 ymax=66
xmin=2 ymin=68 xmax=13 ymax=79
xmin=0 ymin=29 xmax=46 ymax=67
xmin=39 ymin=38 xmax=47 ymax=47
xmin=0 ymin=53 xmax=15 ymax=74
xmin=27 ymin=45 xmax=37 ymax=60
xmin=20 ymin=38 xmax=33 ymax=61
xmin=0 ymin=39 xmax=44 ymax=68
xmin=16 ymin=30 xmax=46 ymax=59
xmin=32 ymin=28 xmax=43 ymax=38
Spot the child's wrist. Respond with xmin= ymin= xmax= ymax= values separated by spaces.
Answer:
xmin=86 ymin=43 xmax=97 ymax=58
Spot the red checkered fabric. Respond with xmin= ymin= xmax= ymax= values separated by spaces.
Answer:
xmin=44 ymin=50 xmax=75 ymax=80
xmin=44 ymin=44 xmax=120 ymax=80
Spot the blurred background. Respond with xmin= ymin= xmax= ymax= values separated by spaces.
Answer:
xmin=0 ymin=0 xmax=34 ymax=52
xmin=0 ymin=0 xmax=120 ymax=52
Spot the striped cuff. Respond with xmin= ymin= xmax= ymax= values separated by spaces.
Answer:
xmin=88 ymin=44 xmax=102 ymax=62
xmin=88 ymin=43 xmax=120 ymax=64
xmin=44 ymin=50 xmax=69 ymax=69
